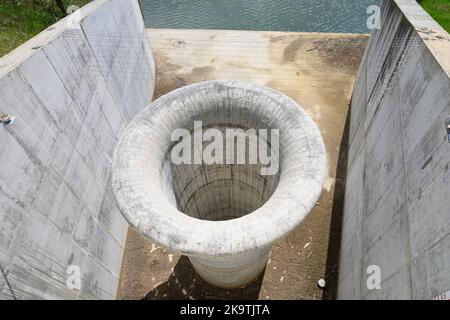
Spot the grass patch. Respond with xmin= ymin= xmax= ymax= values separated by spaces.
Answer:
xmin=420 ymin=0 xmax=450 ymax=33
xmin=0 ymin=0 xmax=91 ymax=58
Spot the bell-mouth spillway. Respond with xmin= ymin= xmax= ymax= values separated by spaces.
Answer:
xmin=112 ymin=80 xmax=327 ymax=288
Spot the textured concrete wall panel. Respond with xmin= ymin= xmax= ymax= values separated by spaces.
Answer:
xmin=339 ymin=0 xmax=450 ymax=299
xmin=0 ymin=0 xmax=155 ymax=299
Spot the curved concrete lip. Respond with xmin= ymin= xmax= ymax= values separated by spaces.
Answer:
xmin=112 ymin=80 xmax=327 ymax=257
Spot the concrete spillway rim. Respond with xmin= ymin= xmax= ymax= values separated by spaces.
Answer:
xmin=112 ymin=80 xmax=327 ymax=256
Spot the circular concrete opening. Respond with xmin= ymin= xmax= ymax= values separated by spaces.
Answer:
xmin=113 ymin=80 xmax=327 ymax=288
xmin=166 ymin=123 xmax=280 ymax=222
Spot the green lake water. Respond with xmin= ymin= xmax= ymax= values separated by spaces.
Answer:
xmin=139 ymin=0 xmax=381 ymax=33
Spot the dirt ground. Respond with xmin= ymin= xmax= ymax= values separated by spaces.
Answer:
xmin=117 ymin=29 xmax=368 ymax=300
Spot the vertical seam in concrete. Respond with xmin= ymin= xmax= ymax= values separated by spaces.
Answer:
xmin=397 ymin=40 xmax=414 ymax=299
xmin=359 ymin=134 xmax=367 ymax=298
xmin=78 ymin=21 xmax=129 ymax=126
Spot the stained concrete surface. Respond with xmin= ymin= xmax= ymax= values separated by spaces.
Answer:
xmin=117 ymin=29 xmax=368 ymax=300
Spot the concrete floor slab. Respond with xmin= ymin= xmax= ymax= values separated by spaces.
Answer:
xmin=117 ymin=28 xmax=368 ymax=300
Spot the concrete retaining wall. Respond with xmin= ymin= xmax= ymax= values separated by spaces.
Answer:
xmin=0 ymin=0 xmax=155 ymax=299
xmin=338 ymin=0 xmax=450 ymax=299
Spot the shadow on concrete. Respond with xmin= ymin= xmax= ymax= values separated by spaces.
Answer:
xmin=322 ymin=108 xmax=351 ymax=300
xmin=143 ymin=256 xmax=264 ymax=300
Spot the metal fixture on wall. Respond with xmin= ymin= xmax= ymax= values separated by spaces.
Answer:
xmin=0 ymin=114 xmax=14 ymax=125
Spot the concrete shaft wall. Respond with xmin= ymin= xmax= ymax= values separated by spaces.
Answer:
xmin=112 ymin=80 xmax=327 ymax=289
xmin=0 ymin=0 xmax=155 ymax=299
xmin=338 ymin=0 xmax=450 ymax=299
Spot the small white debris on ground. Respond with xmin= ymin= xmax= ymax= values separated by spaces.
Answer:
xmin=317 ymin=279 xmax=326 ymax=289
xmin=323 ymin=176 xmax=335 ymax=192
xmin=150 ymin=243 xmax=160 ymax=253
